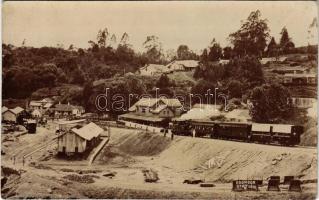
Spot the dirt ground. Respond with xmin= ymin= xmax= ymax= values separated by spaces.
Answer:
xmin=1 ymin=123 xmax=317 ymax=199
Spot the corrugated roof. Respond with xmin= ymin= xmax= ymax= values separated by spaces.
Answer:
xmin=11 ymin=107 xmax=24 ymax=114
xmin=180 ymin=104 xmax=221 ymax=120
xmin=71 ymin=122 xmax=104 ymax=140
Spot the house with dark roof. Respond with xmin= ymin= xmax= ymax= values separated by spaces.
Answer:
xmin=118 ymin=97 xmax=182 ymax=126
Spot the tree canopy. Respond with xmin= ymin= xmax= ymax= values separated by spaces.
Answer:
xmin=229 ymin=10 xmax=270 ymax=57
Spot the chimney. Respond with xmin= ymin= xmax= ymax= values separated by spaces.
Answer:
xmin=68 ymin=102 xmax=70 ymax=105
xmin=59 ymin=101 xmax=61 ymax=105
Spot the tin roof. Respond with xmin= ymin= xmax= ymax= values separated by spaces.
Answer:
xmin=71 ymin=122 xmax=104 ymax=141
xmin=180 ymin=104 xmax=221 ymax=120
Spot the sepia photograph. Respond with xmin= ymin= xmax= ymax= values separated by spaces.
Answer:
xmin=1 ymin=1 xmax=318 ymax=199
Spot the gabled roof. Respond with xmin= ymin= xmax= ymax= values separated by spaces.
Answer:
xmin=11 ymin=107 xmax=24 ymax=115
xmin=133 ymin=98 xmax=161 ymax=107
xmin=128 ymin=98 xmax=182 ymax=111
xmin=151 ymin=104 xmax=168 ymax=113
xmin=161 ymin=98 xmax=182 ymax=107
xmin=2 ymin=106 xmax=8 ymax=113
xmin=71 ymin=122 xmax=104 ymax=140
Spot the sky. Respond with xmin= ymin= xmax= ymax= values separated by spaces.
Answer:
xmin=3 ymin=1 xmax=318 ymax=53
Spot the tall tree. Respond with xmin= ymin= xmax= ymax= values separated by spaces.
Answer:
xmin=279 ymin=27 xmax=295 ymax=54
xmin=177 ymin=45 xmax=190 ymax=60
xmin=143 ymin=35 xmax=163 ymax=63
xmin=97 ymin=28 xmax=109 ymax=48
xmin=267 ymin=37 xmax=278 ymax=57
xmin=110 ymin=34 xmax=117 ymax=48
xmin=119 ymin=32 xmax=130 ymax=47
xmin=208 ymin=38 xmax=222 ymax=61
xmin=223 ymin=46 xmax=233 ymax=59
xmin=229 ymin=10 xmax=270 ymax=57
xmin=249 ymin=83 xmax=293 ymax=123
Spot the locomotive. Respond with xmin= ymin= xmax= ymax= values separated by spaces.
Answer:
xmin=171 ymin=119 xmax=303 ymax=146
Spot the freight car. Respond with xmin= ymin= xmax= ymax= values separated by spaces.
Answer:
xmin=171 ymin=119 xmax=303 ymax=146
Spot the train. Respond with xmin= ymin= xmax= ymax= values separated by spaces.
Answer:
xmin=171 ymin=119 xmax=303 ymax=146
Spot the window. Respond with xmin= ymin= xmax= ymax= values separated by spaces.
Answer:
xmin=142 ymin=108 xmax=146 ymax=113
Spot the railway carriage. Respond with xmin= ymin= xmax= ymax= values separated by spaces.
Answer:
xmin=171 ymin=119 xmax=303 ymax=146
xmin=215 ymin=122 xmax=251 ymax=141
xmin=171 ymin=120 xmax=192 ymax=136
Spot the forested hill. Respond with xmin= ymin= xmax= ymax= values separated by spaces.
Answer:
xmin=2 ymin=43 xmax=148 ymax=99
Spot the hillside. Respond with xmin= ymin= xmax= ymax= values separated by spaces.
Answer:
xmin=96 ymin=128 xmax=317 ymax=182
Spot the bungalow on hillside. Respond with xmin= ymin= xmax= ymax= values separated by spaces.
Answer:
xmin=118 ymin=97 xmax=183 ymax=126
xmin=271 ymin=66 xmax=309 ymax=75
xmin=291 ymin=97 xmax=317 ymax=109
xmin=52 ymin=103 xmax=85 ymax=118
xmin=282 ymin=73 xmax=317 ymax=85
xmin=57 ymin=122 xmax=104 ymax=156
xmin=138 ymin=64 xmax=168 ymax=76
xmin=166 ymin=60 xmax=199 ymax=72
xmin=29 ymin=97 xmax=54 ymax=111
xmin=260 ymin=56 xmax=287 ymax=65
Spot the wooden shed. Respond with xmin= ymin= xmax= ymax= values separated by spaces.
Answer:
xmin=57 ymin=122 xmax=104 ymax=155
